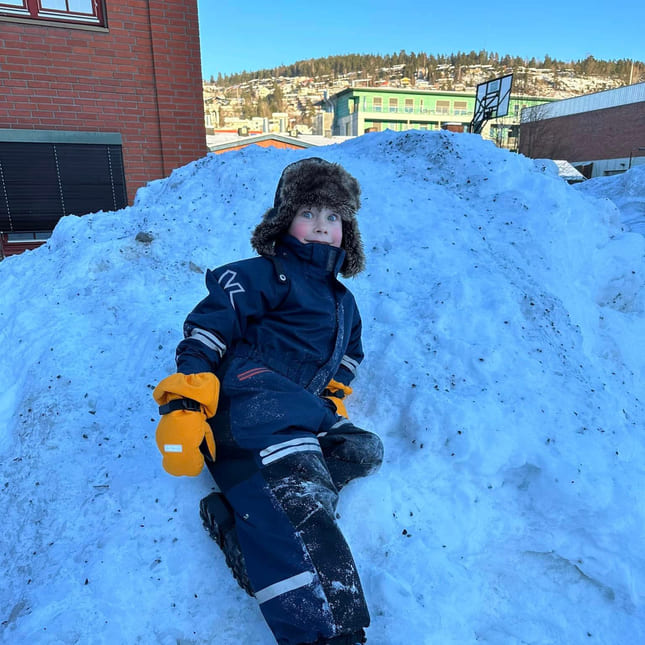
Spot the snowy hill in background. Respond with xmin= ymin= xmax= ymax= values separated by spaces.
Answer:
xmin=1 ymin=131 xmax=644 ymax=644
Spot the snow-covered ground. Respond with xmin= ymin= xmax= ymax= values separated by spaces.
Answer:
xmin=1 ymin=131 xmax=644 ymax=645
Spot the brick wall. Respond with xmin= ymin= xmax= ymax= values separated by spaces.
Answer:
xmin=519 ymin=102 xmax=645 ymax=163
xmin=0 ymin=0 xmax=207 ymax=204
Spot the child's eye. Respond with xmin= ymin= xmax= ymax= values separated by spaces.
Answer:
xmin=301 ymin=211 xmax=313 ymax=219
xmin=327 ymin=214 xmax=339 ymax=222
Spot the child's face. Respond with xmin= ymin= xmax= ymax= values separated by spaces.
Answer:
xmin=288 ymin=206 xmax=343 ymax=248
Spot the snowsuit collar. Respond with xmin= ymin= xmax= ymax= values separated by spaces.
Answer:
xmin=277 ymin=234 xmax=346 ymax=277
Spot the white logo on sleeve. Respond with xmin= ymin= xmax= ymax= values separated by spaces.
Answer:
xmin=218 ymin=270 xmax=245 ymax=309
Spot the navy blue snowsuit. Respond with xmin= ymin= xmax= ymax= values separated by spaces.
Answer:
xmin=175 ymin=234 xmax=383 ymax=645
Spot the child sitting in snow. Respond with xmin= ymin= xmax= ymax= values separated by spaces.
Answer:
xmin=153 ymin=157 xmax=384 ymax=645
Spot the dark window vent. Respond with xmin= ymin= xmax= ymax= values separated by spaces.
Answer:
xmin=0 ymin=141 xmax=127 ymax=233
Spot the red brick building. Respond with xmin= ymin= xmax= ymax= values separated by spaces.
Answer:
xmin=0 ymin=0 xmax=207 ymax=256
xmin=519 ymin=83 xmax=645 ymax=178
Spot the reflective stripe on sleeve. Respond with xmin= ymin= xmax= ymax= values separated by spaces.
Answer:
xmin=189 ymin=327 xmax=226 ymax=358
xmin=254 ymin=571 xmax=315 ymax=605
xmin=164 ymin=444 xmax=183 ymax=453
xmin=340 ymin=354 xmax=359 ymax=376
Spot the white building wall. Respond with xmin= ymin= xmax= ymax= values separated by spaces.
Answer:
xmin=522 ymin=82 xmax=645 ymax=121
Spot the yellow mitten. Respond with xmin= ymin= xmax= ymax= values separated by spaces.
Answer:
xmin=155 ymin=411 xmax=215 ymax=476
xmin=323 ymin=379 xmax=353 ymax=419
xmin=153 ymin=373 xmax=219 ymax=477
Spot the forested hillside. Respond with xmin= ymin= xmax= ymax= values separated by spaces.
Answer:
xmin=212 ymin=50 xmax=643 ymax=88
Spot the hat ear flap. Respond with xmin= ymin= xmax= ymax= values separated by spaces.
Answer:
xmin=340 ymin=219 xmax=365 ymax=278
xmin=250 ymin=207 xmax=285 ymax=256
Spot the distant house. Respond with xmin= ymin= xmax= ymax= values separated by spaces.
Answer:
xmin=325 ymin=86 xmax=552 ymax=149
xmin=519 ymin=83 xmax=645 ymax=178
xmin=0 ymin=0 xmax=207 ymax=258
xmin=208 ymin=132 xmax=313 ymax=154
xmin=206 ymin=131 xmax=354 ymax=154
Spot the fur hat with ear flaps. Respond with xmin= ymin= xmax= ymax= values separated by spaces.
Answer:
xmin=251 ymin=157 xmax=365 ymax=277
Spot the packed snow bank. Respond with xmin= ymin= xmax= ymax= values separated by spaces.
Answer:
xmin=576 ymin=164 xmax=645 ymax=235
xmin=1 ymin=130 xmax=644 ymax=644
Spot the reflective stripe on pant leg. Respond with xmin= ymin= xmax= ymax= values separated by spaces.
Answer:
xmin=260 ymin=436 xmax=323 ymax=465
xmin=254 ymin=570 xmax=315 ymax=604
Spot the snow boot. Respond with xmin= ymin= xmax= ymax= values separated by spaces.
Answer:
xmin=199 ymin=492 xmax=254 ymax=596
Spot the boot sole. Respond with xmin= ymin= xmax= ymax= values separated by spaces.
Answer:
xmin=199 ymin=493 xmax=254 ymax=597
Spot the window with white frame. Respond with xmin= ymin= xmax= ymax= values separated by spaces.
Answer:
xmin=454 ymin=101 xmax=468 ymax=115
xmin=0 ymin=0 xmax=106 ymax=26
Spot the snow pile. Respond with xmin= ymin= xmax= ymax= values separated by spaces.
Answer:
xmin=1 ymin=130 xmax=644 ymax=644
xmin=575 ymin=164 xmax=645 ymax=235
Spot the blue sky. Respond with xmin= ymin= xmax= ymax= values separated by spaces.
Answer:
xmin=196 ymin=0 xmax=644 ymax=79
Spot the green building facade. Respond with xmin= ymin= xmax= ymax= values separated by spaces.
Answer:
xmin=327 ymin=87 xmax=553 ymax=149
